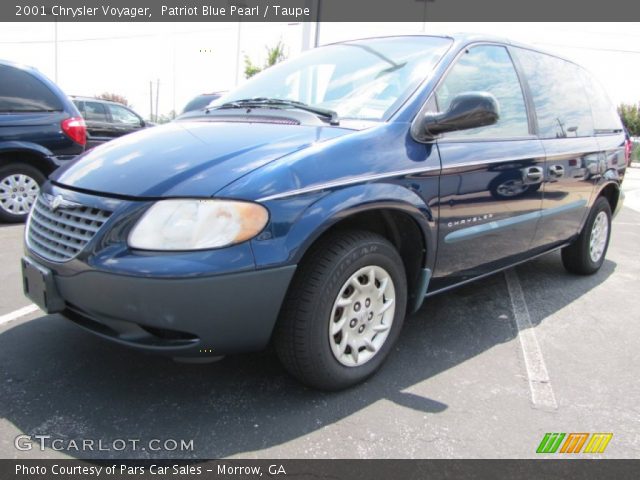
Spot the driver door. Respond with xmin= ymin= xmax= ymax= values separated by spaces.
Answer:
xmin=432 ymin=44 xmax=545 ymax=287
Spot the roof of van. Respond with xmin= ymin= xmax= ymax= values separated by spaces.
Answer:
xmin=0 ymin=58 xmax=42 ymax=72
xmin=69 ymin=95 xmax=132 ymax=107
xmin=331 ymin=33 xmax=578 ymax=66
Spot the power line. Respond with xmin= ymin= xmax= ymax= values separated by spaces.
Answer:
xmin=0 ymin=26 xmax=238 ymax=44
xmin=0 ymin=22 xmax=292 ymax=45
xmin=539 ymin=26 xmax=640 ymax=40
xmin=533 ymin=41 xmax=640 ymax=55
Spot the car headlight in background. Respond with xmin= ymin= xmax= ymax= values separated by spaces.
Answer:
xmin=128 ymin=199 xmax=269 ymax=251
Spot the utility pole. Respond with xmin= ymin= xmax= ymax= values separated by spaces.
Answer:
xmin=234 ymin=21 xmax=242 ymax=85
xmin=301 ymin=22 xmax=311 ymax=52
xmin=422 ymin=0 xmax=429 ymax=31
xmin=171 ymin=25 xmax=176 ymax=118
xmin=314 ymin=0 xmax=322 ymax=47
xmin=155 ymin=79 xmax=160 ymax=123
xmin=53 ymin=22 xmax=59 ymax=83
xmin=149 ymin=81 xmax=153 ymax=122
xmin=301 ymin=1 xmax=315 ymax=51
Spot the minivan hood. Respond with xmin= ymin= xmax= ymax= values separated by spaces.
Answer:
xmin=52 ymin=121 xmax=351 ymax=197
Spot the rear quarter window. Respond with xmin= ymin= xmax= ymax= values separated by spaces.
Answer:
xmin=0 ymin=64 xmax=63 ymax=113
xmin=579 ymin=70 xmax=623 ymax=134
xmin=514 ymin=48 xmax=594 ymax=139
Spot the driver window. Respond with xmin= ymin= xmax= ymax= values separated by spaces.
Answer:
xmin=109 ymin=104 xmax=141 ymax=126
xmin=436 ymin=45 xmax=529 ymax=139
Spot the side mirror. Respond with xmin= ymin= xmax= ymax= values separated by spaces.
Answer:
xmin=423 ymin=92 xmax=499 ymax=138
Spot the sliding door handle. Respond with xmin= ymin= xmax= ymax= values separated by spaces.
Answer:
xmin=549 ymin=164 xmax=565 ymax=178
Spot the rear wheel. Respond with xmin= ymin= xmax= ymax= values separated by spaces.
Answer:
xmin=0 ymin=163 xmax=44 ymax=223
xmin=561 ymin=196 xmax=612 ymax=275
xmin=274 ymin=230 xmax=407 ymax=390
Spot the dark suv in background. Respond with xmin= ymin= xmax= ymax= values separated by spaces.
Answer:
xmin=71 ymin=97 xmax=149 ymax=149
xmin=0 ymin=59 xmax=85 ymax=222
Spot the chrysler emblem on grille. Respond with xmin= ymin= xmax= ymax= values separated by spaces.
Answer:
xmin=42 ymin=193 xmax=80 ymax=212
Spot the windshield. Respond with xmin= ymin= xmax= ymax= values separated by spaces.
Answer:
xmin=213 ymin=36 xmax=452 ymax=122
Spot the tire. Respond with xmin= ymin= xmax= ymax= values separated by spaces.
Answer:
xmin=0 ymin=163 xmax=45 ymax=223
xmin=528 ymin=183 xmax=542 ymax=193
xmin=274 ymin=229 xmax=407 ymax=390
xmin=561 ymin=196 xmax=612 ymax=275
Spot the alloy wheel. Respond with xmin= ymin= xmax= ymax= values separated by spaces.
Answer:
xmin=329 ymin=265 xmax=396 ymax=367
xmin=0 ymin=174 xmax=40 ymax=216
xmin=589 ymin=210 xmax=609 ymax=263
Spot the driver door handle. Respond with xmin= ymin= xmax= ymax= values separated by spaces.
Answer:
xmin=523 ymin=166 xmax=543 ymax=183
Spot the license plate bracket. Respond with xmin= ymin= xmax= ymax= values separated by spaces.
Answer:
xmin=21 ymin=257 xmax=65 ymax=313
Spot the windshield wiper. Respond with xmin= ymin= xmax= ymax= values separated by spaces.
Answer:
xmin=210 ymin=97 xmax=340 ymax=125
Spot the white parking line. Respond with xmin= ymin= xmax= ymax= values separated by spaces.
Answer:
xmin=504 ymin=268 xmax=558 ymax=410
xmin=0 ymin=304 xmax=40 ymax=326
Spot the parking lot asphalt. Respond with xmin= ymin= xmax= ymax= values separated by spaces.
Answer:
xmin=1 ymin=169 xmax=639 ymax=460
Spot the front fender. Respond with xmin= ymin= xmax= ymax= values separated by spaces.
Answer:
xmin=251 ymin=182 xmax=437 ymax=271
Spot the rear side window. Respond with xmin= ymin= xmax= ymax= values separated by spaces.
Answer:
xmin=514 ymin=48 xmax=594 ymax=139
xmin=435 ymin=45 xmax=529 ymax=139
xmin=0 ymin=64 xmax=63 ymax=113
xmin=84 ymin=101 xmax=109 ymax=122
xmin=579 ymin=70 xmax=623 ymax=134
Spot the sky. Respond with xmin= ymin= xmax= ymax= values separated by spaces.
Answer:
xmin=0 ymin=22 xmax=637 ymax=119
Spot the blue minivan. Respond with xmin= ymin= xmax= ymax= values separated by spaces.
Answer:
xmin=0 ymin=59 xmax=86 ymax=222
xmin=22 ymin=35 xmax=626 ymax=390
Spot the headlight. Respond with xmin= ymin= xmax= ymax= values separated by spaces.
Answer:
xmin=128 ymin=199 xmax=269 ymax=251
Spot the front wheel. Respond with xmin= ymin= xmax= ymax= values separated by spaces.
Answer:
xmin=0 ymin=163 xmax=45 ymax=223
xmin=561 ymin=196 xmax=612 ymax=275
xmin=274 ymin=230 xmax=407 ymax=390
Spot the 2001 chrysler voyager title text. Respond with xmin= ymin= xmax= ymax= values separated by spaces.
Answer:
xmin=22 ymin=35 xmax=627 ymax=390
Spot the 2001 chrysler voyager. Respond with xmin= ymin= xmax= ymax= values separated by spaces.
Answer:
xmin=22 ymin=35 xmax=627 ymax=390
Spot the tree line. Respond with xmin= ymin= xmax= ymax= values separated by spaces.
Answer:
xmin=619 ymin=104 xmax=640 ymax=137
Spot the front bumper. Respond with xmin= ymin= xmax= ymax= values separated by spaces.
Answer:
xmin=24 ymin=256 xmax=296 ymax=357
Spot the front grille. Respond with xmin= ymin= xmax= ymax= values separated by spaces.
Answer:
xmin=27 ymin=195 xmax=112 ymax=262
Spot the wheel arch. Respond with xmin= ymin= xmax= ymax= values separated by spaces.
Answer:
xmin=284 ymin=183 xmax=437 ymax=314
xmin=596 ymin=181 xmax=621 ymax=216
xmin=0 ymin=142 xmax=57 ymax=175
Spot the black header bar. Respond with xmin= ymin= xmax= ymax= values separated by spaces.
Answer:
xmin=4 ymin=0 xmax=640 ymax=22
